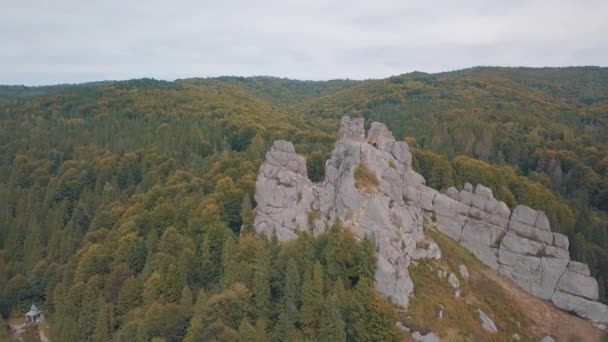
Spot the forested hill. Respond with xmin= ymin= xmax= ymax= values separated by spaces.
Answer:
xmin=1 ymin=67 xmax=607 ymax=340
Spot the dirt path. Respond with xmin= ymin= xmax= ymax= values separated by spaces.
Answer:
xmin=8 ymin=319 xmax=49 ymax=342
xmin=483 ymin=269 xmax=604 ymax=342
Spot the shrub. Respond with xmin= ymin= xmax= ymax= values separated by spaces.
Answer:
xmin=354 ymin=163 xmax=379 ymax=191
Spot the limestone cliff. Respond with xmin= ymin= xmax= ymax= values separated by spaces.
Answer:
xmin=253 ymin=116 xmax=607 ymax=324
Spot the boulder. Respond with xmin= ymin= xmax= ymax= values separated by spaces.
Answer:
xmin=459 ymin=264 xmax=470 ymax=281
xmin=511 ymin=205 xmax=538 ymax=226
xmin=551 ymin=290 xmax=608 ymax=323
xmin=567 ymin=261 xmax=591 ymax=276
xmin=478 ymin=309 xmax=498 ymax=333
xmin=556 ymin=269 xmax=599 ymax=301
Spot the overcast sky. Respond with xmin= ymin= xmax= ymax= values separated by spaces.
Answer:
xmin=2 ymin=0 xmax=607 ymax=85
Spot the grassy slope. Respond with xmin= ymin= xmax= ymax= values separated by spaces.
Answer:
xmin=405 ymin=219 xmax=604 ymax=341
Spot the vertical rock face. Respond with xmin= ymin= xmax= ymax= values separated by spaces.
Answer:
xmin=254 ymin=116 xmax=607 ymax=323
xmin=254 ymin=117 xmax=438 ymax=307
xmin=254 ymin=140 xmax=315 ymax=241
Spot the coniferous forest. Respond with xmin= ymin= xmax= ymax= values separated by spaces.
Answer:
xmin=1 ymin=67 xmax=608 ymax=341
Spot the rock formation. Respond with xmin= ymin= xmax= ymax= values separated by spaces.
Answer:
xmin=429 ymin=183 xmax=607 ymax=324
xmin=255 ymin=117 xmax=439 ymax=307
xmin=253 ymin=116 xmax=608 ymax=324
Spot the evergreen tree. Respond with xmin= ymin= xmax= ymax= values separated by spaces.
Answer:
xmin=240 ymin=194 xmax=255 ymax=236
xmin=237 ymin=319 xmax=257 ymax=342
xmin=222 ymin=236 xmax=239 ymax=288
xmin=273 ymin=258 xmax=299 ymax=342
xmin=183 ymin=289 xmax=207 ymax=342
xmin=318 ymin=294 xmax=346 ymax=342
xmin=93 ymin=301 xmax=113 ymax=342
xmin=162 ymin=263 xmax=184 ymax=303
xmin=299 ymin=261 xmax=324 ymax=335
xmin=143 ymin=272 xmax=163 ymax=304
xmin=252 ymin=245 xmax=271 ymax=320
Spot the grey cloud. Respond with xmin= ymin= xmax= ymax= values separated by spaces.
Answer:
xmin=1 ymin=0 xmax=607 ymax=85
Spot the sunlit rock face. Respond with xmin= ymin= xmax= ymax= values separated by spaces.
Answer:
xmin=254 ymin=116 xmax=607 ymax=323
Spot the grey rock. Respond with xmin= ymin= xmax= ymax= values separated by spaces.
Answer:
xmin=475 ymin=183 xmax=494 ymax=199
xmin=508 ymin=220 xmax=554 ymax=245
xmin=511 ymin=205 xmax=538 ymax=226
xmin=459 ymin=188 xmax=473 ymax=206
xmin=568 ymin=261 xmax=591 ymax=276
xmin=535 ymin=211 xmax=551 ymax=231
xmin=395 ymin=322 xmax=410 ymax=333
xmin=338 ymin=116 xmax=365 ymax=141
xmin=460 ymin=221 xmax=503 ymax=269
xmin=367 ymin=122 xmax=395 ymax=151
xmin=552 ymin=290 xmax=608 ymax=323
xmin=512 ymin=333 xmax=521 ymax=341
xmin=540 ymin=337 xmax=555 ymax=342
xmin=436 ymin=304 xmax=444 ymax=319
xmin=556 ymin=269 xmax=599 ymax=300
xmin=391 ymin=141 xmax=412 ymax=167
xmin=448 ymin=272 xmax=460 ymax=288
xmin=255 ymin=116 xmax=436 ymax=309
xmin=553 ymin=233 xmax=569 ymax=250
xmin=459 ymin=264 xmax=470 ymax=281
xmin=464 ymin=182 xmax=474 ymax=192
xmin=446 ymin=186 xmax=460 ymax=200
xmin=412 ymin=331 xmax=440 ymax=342
xmin=478 ymin=309 xmax=498 ymax=333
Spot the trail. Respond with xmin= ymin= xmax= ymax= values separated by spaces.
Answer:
xmin=8 ymin=320 xmax=49 ymax=342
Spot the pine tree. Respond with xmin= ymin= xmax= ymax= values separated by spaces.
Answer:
xmin=357 ymin=235 xmax=377 ymax=281
xmin=183 ymin=289 xmax=207 ymax=342
xmin=349 ymin=277 xmax=372 ymax=341
xmin=162 ymin=263 xmax=185 ymax=303
xmin=200 ymin=236 xmax=213 ymax=287
xmin=252 ymin=246 xmax=271 ymax=320
xmin=274 ymin=258 xmax=299 ymax=342
xmin=318 ymin=294 xmax=346 ymax=342
xmin=93 ymin=301 xmax=113 ymax=342
xmin=299 ymin=261 xmax=324 ymax=335
xmin=237 ymin=319 xmax=257 ymax=342
xmin=143 ymin=272 xmax=163 ymax=304
xmin=222 ymin=236 xmax=239 ymax=288
xmin=180 ymin=286 xmax=193 ymax=307
xmin=240 ymin=194 xmax=255 ymax=236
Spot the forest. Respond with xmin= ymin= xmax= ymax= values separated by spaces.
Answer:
xmin=1 ymin=67 xmax=607 ymax=341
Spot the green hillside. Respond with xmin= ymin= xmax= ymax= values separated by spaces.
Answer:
xmin=1 ymin=67 xmax=607 ymax=340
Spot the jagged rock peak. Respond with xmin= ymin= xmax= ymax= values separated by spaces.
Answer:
xmin=338 ymin=115 xmax=365 ymax=141
xmin=254 ymin=116 xmax=438 ymax=308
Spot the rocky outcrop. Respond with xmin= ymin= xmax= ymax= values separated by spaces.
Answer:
xmin=420 ymin=184 xmax=607 ymax=323
xmin=255 ymin=117 xmax=439 ymax=307
xmin=254 ymin=140 xmax=316 ymax=241
xmin=254 ymin=116 xmax=607 ymax=323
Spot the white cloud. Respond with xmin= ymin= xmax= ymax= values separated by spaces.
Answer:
xmin=1 ymin=0 xmax=607 ymax=84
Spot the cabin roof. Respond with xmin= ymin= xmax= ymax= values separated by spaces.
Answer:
xmin=25 ymin=304 xmax=41 ymax=316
